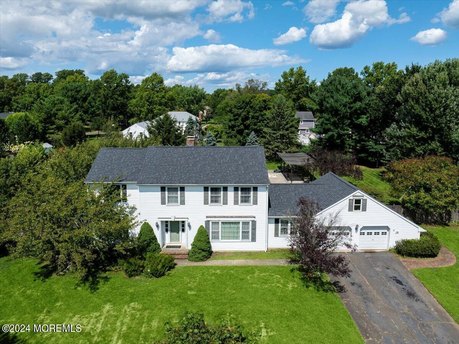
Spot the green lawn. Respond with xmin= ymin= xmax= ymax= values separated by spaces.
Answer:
xmin=343 ymin=166 xmax=396 ymax=204
xmin=210 ymin=249 xmax=291 ymax=260
xmin=412 ymin=225 xmax=459 ymax=322
xmin=0 ymin=258 xmax=362 ymax=344
xmin=266 ymin=160 xmax=281 ymax=171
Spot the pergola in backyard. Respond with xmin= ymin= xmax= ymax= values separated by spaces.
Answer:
xmin=277 ymin=152 xmax=315 ymax=182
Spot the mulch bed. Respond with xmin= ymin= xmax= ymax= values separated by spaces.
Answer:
xmin=399 ymin=247 xmax=456 ymax=270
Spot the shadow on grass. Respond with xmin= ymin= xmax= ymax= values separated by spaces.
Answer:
xmin=289 ymin=265 xmax=347 ymax=293
xmin=33 ymin=261 xmax=109 ymax=293
xmin=0 ymin=332 xmax=27 ymax=344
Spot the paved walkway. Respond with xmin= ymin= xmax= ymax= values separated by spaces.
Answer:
xmin=175 ymin=259 xmax=289 ymax=266
xmin=336 ymin=252 xmax=459 ymax=344
xmin=400 ymin=247 xmax=456 ymax=270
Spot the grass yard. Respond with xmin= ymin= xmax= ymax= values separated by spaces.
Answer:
xmin=0 ymin=258 xmax=363 ymax=344
xmin=343 ymin=166 xmax=396 ymax=204
xmin=210 ymin=249 xmax=291 ymax=260
xmin=266 ymin=160 xmax=281 ymax=171
xmin=412 ymin=225 xmax=459 ymax=322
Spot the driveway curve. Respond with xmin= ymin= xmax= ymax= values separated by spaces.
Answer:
xmin=336 ymin=252 xmax=459 ymax=344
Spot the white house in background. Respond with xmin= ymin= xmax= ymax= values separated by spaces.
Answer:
xmin=122 ymin=111 xmax=197 ymax=139
xmin=296 ymin=111 xmax=316 ymax=145
xmin=85 ymin=146 xmax=423 ymax=251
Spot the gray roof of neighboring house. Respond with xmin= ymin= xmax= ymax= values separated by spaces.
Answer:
xmin=0 ymin=112 xmax=13 ymax=120
xmin=167 ymin=111 xmax=197 ymax=123
xmin=135 ymin=121 xmax=150 ymax=130
xmin=296 ymin=111 xmax=315 ymax=121
xmin=268 ymin=172 xmax=358 ymax=216
xmin=86 ymin=146 xmax=269 ymax=185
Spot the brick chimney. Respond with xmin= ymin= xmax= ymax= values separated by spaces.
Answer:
xmin=186 ymin=136 xmax=196 ymax=146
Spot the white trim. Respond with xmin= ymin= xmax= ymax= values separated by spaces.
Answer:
xmin=317 ymin=190 xmax=424 ymax=232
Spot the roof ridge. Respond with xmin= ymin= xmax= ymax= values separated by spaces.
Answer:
xmin=324 ymin=172 xmax=359 ymax=191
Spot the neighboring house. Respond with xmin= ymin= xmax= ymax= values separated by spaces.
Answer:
xmin=296 ymin=111 xmax=316 ymax=145
xmin=85 ymin=146 xmax=423 ymax=251
xmin=122 ymin=111 xmax=197 ymax=139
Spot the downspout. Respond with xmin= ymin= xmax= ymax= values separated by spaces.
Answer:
xmin=265 ymin=184 xmax=269 ymax=252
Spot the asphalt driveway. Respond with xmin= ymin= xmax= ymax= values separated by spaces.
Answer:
xmin=336 ymin=252 xmax=459 ymax=344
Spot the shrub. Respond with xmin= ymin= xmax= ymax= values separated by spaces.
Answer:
xmin=138 ymin=222 xmax=160 ymax=257
xmin=395 ymin=232 xmax=441 ymax=258
xmin=121 ymin=257 xmax=145 ymax=277
xmin=62 ymin=122 xmax=86 ymax=146
xmin=161 ymin=312 xmax=254 ymax=344
xmin=188 ymin=225 xmax=212 ymax=262
xmin=143 ymin=253 xmax=175 ymax=278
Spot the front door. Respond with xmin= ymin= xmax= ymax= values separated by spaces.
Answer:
xmin=169 ymin=221 xmax=180 ymax=243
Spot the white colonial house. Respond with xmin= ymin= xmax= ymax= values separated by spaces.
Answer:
xmin=85 ymin=146 xmax=423 ymax=251
xmin=122 ymin=111 xmax=197 ymax=139
xmin=296 ymin=111 xmax=317 ymax=145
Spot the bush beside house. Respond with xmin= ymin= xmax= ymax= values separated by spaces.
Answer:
xmin=144 ymin=253 xmax=176 ymax=278
xmin=395 ymin=232 xmax=441 ymax=258
xmin=188 ymin=225 xmax=212 ymax=262
xmin=137 ymin=221 xmax=161 ymax=256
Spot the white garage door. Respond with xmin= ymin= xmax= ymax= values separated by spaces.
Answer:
xmin=359 ymin=226 xmax=389 ymax=250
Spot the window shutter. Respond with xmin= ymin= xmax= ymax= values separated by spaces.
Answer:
xmin=362 ymin=199 xmax=367 ymax=212
xmin=205 ymin=220 xmax=210 ymax=234
xmin=223 ymin=187 xmax=228 ymax=205
xmin=234 ymin=187 xmax=239 ymax=205
xmin=274 ymin=218 xmax=279 ymax=237
xmin=348 ymin=199 xmax=353 ymax=212
xmin=252 ymin=187 xmax=258 ymax=205
xmin=180 ymin=187 xmax=185 ymax=205
xmin=161 ymin=187 xmax=166 ymax=205
xmin=204 ymin=187 xmax=209 ymax=205
xmin=251 ymin=220 xmax=256 ymax=242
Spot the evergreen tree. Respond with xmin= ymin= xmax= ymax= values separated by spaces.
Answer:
xmin=246 ymin=131 xmax=259 ymax=146
xmin=148 ymin=113 xmax=185 ymax=146
xmin=263 ymin=95 xmax=299 ymax=159
xmin=204 ymin=132 xmax=216 ymax=146
xmin=275 ymin=67 xmax=317 ymax=111
xmin=62 ymin=122 xmax=86 ymax=146
xmin=138 ymin=222 xmax=160 ymax=256
xmin=188 ymin=226 xmax=212 ymax=261
xmin=184 ymin=116 xmax=198 ymax=137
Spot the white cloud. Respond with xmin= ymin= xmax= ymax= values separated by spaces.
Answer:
xmin=207 ymin=0 xmax=255 ymax=22
xmin=0 ymin=57 xmax=29 ymax=69
xmin=282 ymin=1 xmax=295 ymax=7
xmin=438 ymin=0 xmax=459 ymax=28
xmin=304 ymin=0 xmax=340 ymax=24
xmin=310 ymin=0 xmax=410 ymax=49
xmin=273 ymin=27 xmax=307 ymax=45
xmin=411 ymin=28 xmax=447 ymax=46
xmin=203 ymin=29 xmax=221 ymax=42
xmin=167 ymin=44 xmax=302 ymax=72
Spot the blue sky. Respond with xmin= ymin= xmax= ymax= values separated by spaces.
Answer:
xmin=0 ymin=0 xmax=457 ymax=90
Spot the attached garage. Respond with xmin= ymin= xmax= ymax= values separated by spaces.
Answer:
xmin=358 ymin=226 xmax=389 ymax=250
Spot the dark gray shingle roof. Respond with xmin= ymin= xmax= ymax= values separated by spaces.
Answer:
xmin=86 ymin=146 xmax=269 ymax=185
xmin=295 ymin=111 xmax=315 ymax=121
xmin=268 ymin=172 xmax=358 ymax=216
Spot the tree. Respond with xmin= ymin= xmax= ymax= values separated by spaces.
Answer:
xmin=61 ymin=122 xmax=86 ymax=146
xmin=275 ymin=67 xmax=317 ymax=111
xmin=384 ymin=59 xmax=459 ymax=162
xmin=236 ymin=78 xmax=268 ymax=94
xmin=204 ymin=132 xmax=216 ymax=146
xmin=290 ymin=198 xmax=351 ymax=290
xmin=263 ymin=94 xmax=299 ymax=159
xmin=385 ymin=156 xmax=459 ymax=224
xmin=148 ymin=113 xmax=184 ymax=146
xmin=360 ymin=62 xmax=404 ymax=166
xmin=4 ymin=176 xmax=135 ymax=287
xmin=30 ymin=72 xmax=53 ymax=84
xmin=313 ymin=68 xmax=369 ymax=159
xmin=0 ymin=118 xmax=8 ymax=147
xmin=184 ymin=116 xmax=199 ymax=137
xmin=167 ymin=85 xmax=207 ymax=116
xmin=245 ymin=131 xmax=259 ymax=146
xmin=5 ymin=112 xmax=41 ymax=143
xmin=128 ymin=73 xmax=169 ymax=121
xmin=188 ymin=226 xmax=212 ymax=261
xmin=137 ymin=222 xmax=160 ymax=256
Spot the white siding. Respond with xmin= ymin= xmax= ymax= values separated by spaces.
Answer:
xmin=122 ymin=124 xmax=149 ymax=139
xmin=135 ymin=185 xmax=269 ymax=251
xmin=267 ymin=192 xmax=422 ymax=251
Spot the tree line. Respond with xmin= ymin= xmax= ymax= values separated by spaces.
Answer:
xmin=0 ymin=58 xmax=458 ymax=165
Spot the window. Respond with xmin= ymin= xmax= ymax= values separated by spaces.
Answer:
xmin=381 ymin=232 xmax=387 ymax=236
xmin=167 ymin=187 xmax=179 ymax=205
xmin=374 ymin=232 xmax=380 ymax=235
xmin=280 ymin=220 xmax=290 ymax=236
xmin=211 ymin=222 xmax=220 ymax=240
xmin=240 ymin=187 xmax=252 ymax=204
xmin=210 ymin=187 xmax=222 ymax=204
xmin=211 ymin=221 xmax=251 ymax=241
xmin=119 ymin=184 xmax=127 ymax=202
xmin=353 ymin=198 xmax=362 ymax=211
